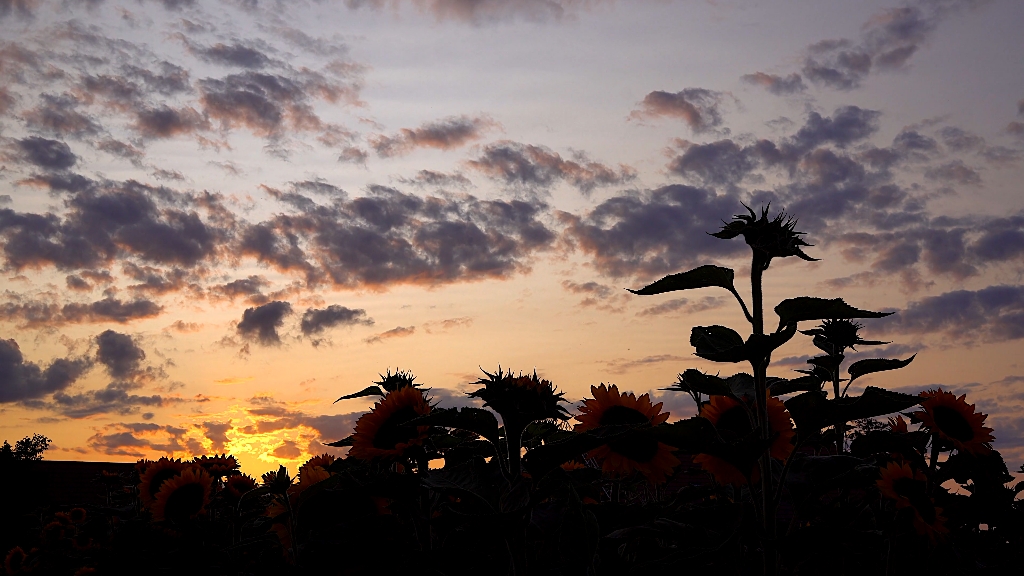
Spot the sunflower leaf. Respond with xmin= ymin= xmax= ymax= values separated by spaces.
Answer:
xmin=628 ymin=265 xmax=736 ymax=295
xmin=333 ymin=385 xmax=384 ymax=403
xmin=768 ymin=375 xmax=823 ymax=396
xmin=691 ymin=325 xmax=747 ymax=363
xmin=774 ymin=297 xmax=891 ymax=331
xmin=325 ymin=435 xmax=354 ymax=447
xmin=847 ymin=355 xmax=916 ymax=383
xmin=407 ymin=407 xmax=501 ymax=445
xmin=784 ymin=386 xmax=922 ymax=433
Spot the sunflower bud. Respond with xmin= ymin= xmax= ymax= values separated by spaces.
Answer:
xmin=711 ymin=204 xmax=816 ymax=269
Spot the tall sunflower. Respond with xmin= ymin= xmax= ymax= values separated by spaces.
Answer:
xmin=151 ymin=466 xmax=213 ymax=524
xmin=138 ymin=457 xmax=187 ymax=508
xmin=693 ymin=394 xmax=795 ymax=485
xmin=349 ymin=385 xmax=431 ymax=460
xmin=575 ymin=384 xmax=680 ymax=484
xmin=913 ymin=389 xmax=994 ymax=454
xmin=876 ymin=461 xmax=948 ymax=542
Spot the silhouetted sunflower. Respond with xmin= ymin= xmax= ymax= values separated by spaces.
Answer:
xmin=223 ymin=473 xmax=257 ymax=504
xmin=4 ymin=546 xmax=26 ymax=574
xmin=876 ymin=461 xmax=948 ymax=542
xmin=575 ymin=384 xmax=680 ymax=484
xmin=69 ymin=508 xmax=87 ymax=524
xmin=151 ymin=466 xmax=213 ymax=524
xmin=350 ymin=385 xmax=431 ymax=460
xmin=193 ymin=454 xmax=239 ymax=476
xmin=693 ymin=394 xmax=795 ymax=485
xmin=469 ymin=368 xmax=569 ymax=430
xmin=138 ymin=457 xmax=187 ymax=508
xmin=914 ymin=389 xmax=994 ymax=454
xmin=711 ymin=204 xmax=816 ymax=269
xmin=301 ymin=453 xmax=335 ymax=471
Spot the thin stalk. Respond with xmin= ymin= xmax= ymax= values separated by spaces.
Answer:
xmin=751 ymin=254 xmax=776 ymax=576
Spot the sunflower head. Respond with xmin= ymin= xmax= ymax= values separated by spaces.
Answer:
xmin=263 ymin=465 xmax=293 ymax=494
xmin=876 ymin=461 xmax=948 ymax=542
xmin=138 ymin=457 xmax=187 ymax=508
xmin=913 ymin=389 xmax=994 ymax=454
xmin=574 ymin=384 xmax=679 ymax=484
xmin=801 ymin=319 xmax=887 ymax=354
xmin=69 ymin=508 xmax=87 ymax=524
xmin=711 ymin=204 xmax=816 ymax=268
xmin=468 ymin=368 xmax=569 ymax=432
xmin=349 ymin=385 xmax=432 ymax=460
xmin=693 ymin=394 xmax=795 ymax=485
xmin=375 ymin=368 xmax=420 ymax=393
xmin=223 ymin=473 xmax=257 ymax=504
xmin=151 ymin=467 xmax=213 ymax=524
xmin=5 ymin=546 xmax=26 ymax=574
xmin=302 ymin=453 xmax=336 ymax=470
xmin=193 ymin=454 xmax=239 ymax=477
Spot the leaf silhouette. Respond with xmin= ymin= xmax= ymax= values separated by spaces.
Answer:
xmin=334 ymin=385 xmax=384 ymax=403
xmin=774 ymin=297 xmax=891 ymax=330
xmin=847 ymin=355 xmax=916 ymax=383
xmin=628 ymin=265 xmax=736 ymax=295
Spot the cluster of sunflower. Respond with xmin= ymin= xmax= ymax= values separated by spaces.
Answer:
xmin=3 ymin=508 xmax=95 ymax=575
xmin=135 ymin=454 xmax=259 ymax=525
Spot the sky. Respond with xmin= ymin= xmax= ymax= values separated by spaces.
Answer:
xmin=1 ymin=0 xmax=1023 ymax=476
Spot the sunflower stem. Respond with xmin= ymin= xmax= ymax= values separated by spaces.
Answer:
xmin=751 ymin=252 xmax=776 ymax=576
xmin=928 ymin=433 xmax=941 ymax=494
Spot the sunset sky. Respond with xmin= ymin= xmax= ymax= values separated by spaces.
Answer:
xmin=2 ymin=0 xmax=1023 ymax=476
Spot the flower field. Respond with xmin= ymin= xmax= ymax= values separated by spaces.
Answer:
xmin=4 ymin=206 xmax=1023 ymax=575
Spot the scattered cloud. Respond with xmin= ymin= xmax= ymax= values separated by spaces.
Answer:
xmin=364 ymin=325 xmax=415 ymax=344
xmin=628 ymin=88 xmax=725 ymax=133
xmin=0 ymin=338 xmax=91 ymax=403
xmin=467 ymin=141 xmax=636 ymax=194
xmin=370 ymin=115 xmax=498 ymax=157
xmin=236 ymin=300 xmax=292 ymax=345
xmin=741 ymin=72 xmax=806 ymax=96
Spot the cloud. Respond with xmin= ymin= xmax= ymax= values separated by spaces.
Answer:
xmin=63 ymin=297 xmax=164 ymax=323
xmin=559 ymin=184 xmax=745 ymax=279
xmin=801 ymin=2 xmax=986 ymax=90
xmin=370 ymin=115 xmax=498 ymax=157
xmin=740 ymin=72 xmax=806 ymax=96
xmin=22 ymin=93 xmax=102 ymax=138
xmin=211 ymin=275 xmax=270 ymax=301
xmin=422 ymin=316 xmax=472 ymax=333
xmin=666 ymin=106 xmax=881 ymax=188
xmin=11 ymin=137 xmax=77 ymax=170
xmin=628 ymin=88 xmax=724 ymax=133
xmin=0 ymin=179 xmax=225 ymax=271
xmin=95 ymin=329 xmax=146 ymax=380
xmin=0 ymin=0 xmax=40 ymax=20
xmin=52 ymin=381 xmax=171 ymax=418
xmin=242 ymin=185 xmax=556 ymax=288
xmin=396 ymin=170 xmax=473 ymax=190
xmin=0 ymin=338 xmax=91 ymax=403
xmin=636 ymin=296 xmax=727 ymax=317
xmin=600 ymin=354 xmax=689 ymax=375
xmin=466 ymin=141 xmax=636 ymax=194
xmin=300 ymin=304 xmax=373 ymax=336
xmin=86 ymin=422 xmax=188 ymax=457
xmin=237 ymin=300 xmax=292 ymax=345
xmin=201 ymin=421 xmax=231 ymax=451
xmin=132 ymin=105 xmax=210 ymax=138
xmin=924 ymin=160 xmax=982 ymax=186
xmin=877 ymin=285 xmax=1024 ymax=343
xmin=198 ymin=68 xmax=359 ymax=138
xmin=345 ymin=0 xmax=581 ymax=25
xmin=191 ymin=41 xmax=272 ymax=69
xmin=364 ymin=325 xmax=415 ymax=344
